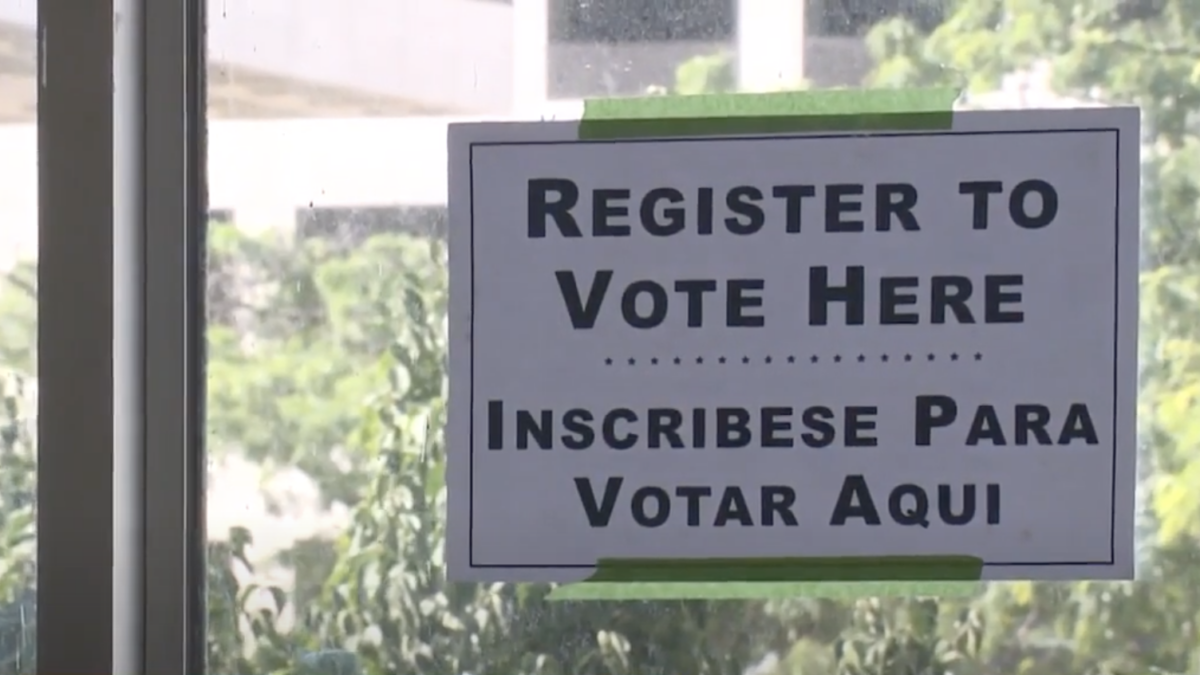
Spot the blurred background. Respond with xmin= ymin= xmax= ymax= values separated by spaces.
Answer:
xmin=0 ymin=0 xmax=1057 ymax=237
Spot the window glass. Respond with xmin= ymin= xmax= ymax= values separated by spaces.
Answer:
xmin=296 ymin=206 xmax=447 ymax=245
xmin=204 ymin=3 xmax=1200 ymax=675
xmin=549 ymin=0 xmax=735 ymax=43
xmin=0 ymin=7 xmax=37 ymax=675
xmin=807 ymin=0 xmax=944 ymax=37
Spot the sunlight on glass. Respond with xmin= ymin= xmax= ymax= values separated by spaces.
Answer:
xmin=203 ymin=0 xmax=1200 ymax=673
xmin=0 ymin=4 xmax=39 ymax=674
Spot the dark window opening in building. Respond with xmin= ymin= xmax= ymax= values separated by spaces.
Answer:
xmin=809 ymin=0 xmax=945 ymax=37
xmin=550 ymin=0 xmax=735 ymax=43
xmin=296 ymin=205 xmax=447 ymax=249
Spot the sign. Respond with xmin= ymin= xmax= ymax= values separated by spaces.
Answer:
xmin=446 ymin=108 xmax=1140 ymax=583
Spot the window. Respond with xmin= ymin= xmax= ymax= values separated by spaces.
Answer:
xmin=0 ymin=6 xmax=36 ymax=675
xmin=197 ymin=1 xmax=1200 ymax=675
xmin=808 ymin=0 xmax=945 ymax=37
xmin=295 ymin=205 xmax=447 ymax=245
xmin=550 ymin=0 xmax=735 ymax=42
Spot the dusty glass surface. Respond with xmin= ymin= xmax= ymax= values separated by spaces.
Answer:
xmin=0 ymin=4 xmax=38 ymax=674
xmin=204 ymin=1 xmax=1200 ymax=673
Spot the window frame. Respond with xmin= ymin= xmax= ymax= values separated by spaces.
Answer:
xmin=36 ymin=0 xmax=204 ymax=671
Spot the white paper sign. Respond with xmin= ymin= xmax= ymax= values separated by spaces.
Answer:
xmin=446 ymin=108 xmax=1140 ymax=583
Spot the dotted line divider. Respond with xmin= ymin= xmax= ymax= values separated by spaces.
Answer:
xmin=604 ymin=353 xmax=984 ymax=366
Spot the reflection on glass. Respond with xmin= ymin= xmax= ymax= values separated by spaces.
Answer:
xmin=204 ymin=0 xmax=1200 ymax=674
xmin=0 ymin=6 xmax=38 ymax=675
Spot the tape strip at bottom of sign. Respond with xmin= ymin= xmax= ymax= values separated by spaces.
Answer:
xmin=554 ymin=87 xmax=970 ymax=601
xmin=576 ymin=86 xmax=960 ymax=140
xmin=548 ymin=555 xmax=983 ymax=601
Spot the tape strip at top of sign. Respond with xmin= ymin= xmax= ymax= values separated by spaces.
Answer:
xmin=446 ymin=85 xmax=1141 ymax=601
xmin=576 ymin=86 xmax=958 ymax=140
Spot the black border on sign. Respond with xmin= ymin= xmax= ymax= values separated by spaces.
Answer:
xmin=465 ymin=127 xmax=1123 ymax=570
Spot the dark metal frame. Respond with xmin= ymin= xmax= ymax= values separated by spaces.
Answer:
xmin=36 ymin=0 xmax=206 ymax=670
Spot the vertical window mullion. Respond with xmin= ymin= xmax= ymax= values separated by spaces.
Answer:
xmin=36 ymin=0 xmax=119 ymax=673
xmin=142 ymin=0 xmax=206 ymax=669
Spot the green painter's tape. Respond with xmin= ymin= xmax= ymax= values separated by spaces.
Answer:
xmin=578 ymin=87 xmax=958 ymax=140
xmin=555 ymin=87 xmax=968 ymax=601
xmin=548 ymin=556 xmax=984 ymax=601
xmin=587 ymin=555 xmax=983 ymax=582
xmin=549 ymin=581 xmax=982 ymax=601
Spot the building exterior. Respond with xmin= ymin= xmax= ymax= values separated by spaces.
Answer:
xmin=0 ymin=0 xmax=946 ymax=260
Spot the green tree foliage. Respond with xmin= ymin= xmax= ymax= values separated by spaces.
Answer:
xmin=674 ymin=51 xmax=737 ymax=95
xmin=2 ymin=0 xmax=1200 ymax=671
xmin=0 ymin=370 xmax=36 ymax=675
